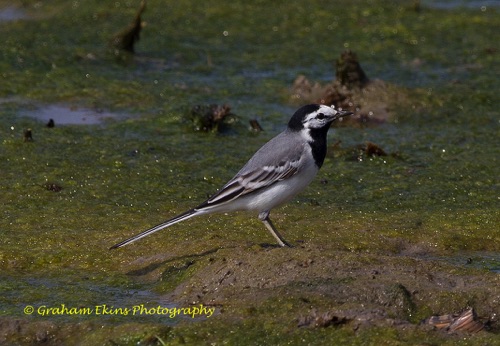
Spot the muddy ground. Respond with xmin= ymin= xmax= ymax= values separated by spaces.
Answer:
xmin=1 ymin=0 xmax=498 ymax=345
xmin=2 ymin=242 xmax=498 ymax=345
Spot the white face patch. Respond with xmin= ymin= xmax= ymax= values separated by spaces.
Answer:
xmin=301 ymin=105 xmax=339 ymax=129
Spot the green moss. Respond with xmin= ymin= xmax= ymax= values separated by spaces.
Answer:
xmin=0 ymin=0 xmax=499 ymax=344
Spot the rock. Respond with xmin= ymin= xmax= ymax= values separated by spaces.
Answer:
xmin=188 ymin=104 xmax=237 ymax=132
xmin=110 ymin=0 xmax=147 ymax=53
xmin=291 ymin=51 xmax=406 ymax=125
xmin=335 ymin=50 xmax=370 ymax=89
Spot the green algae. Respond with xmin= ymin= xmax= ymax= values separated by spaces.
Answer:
xmin=1 ymin=0 xmax=499 ymax=344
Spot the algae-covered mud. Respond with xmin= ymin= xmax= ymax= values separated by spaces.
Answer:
xmin=1 ymin=0 xmax=499 ymax=345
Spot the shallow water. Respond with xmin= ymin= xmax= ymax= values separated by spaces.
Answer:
xmin=422 ymin=252 xmax=500 ymax=273
xmin=0 ymin=0 xmax=498 ymax=344
xmin=20 ymin=104 xmax=126 ymax=125
xmin=423 ymin=0 xmax=500 ymax=10
xmin=0 ymin=6 xmax=27 ymax=22
xmin=0 ymin=274 xmax=193 ymax=324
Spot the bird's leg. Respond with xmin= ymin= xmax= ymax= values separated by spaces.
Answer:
xmin=258 ymin=211 xmax=291 ymax=247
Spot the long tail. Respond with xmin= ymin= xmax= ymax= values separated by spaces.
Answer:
xmin=109 ymin=208 xmax=200 ymax=249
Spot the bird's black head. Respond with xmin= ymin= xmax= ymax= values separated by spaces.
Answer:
xmin=287 ymin=104 xmax=352 ymax=132
xmin=288 ymin=104 xmax=353 ymax=168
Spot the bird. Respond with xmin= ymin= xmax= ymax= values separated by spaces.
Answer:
xmin=110 ymin=104 xmax=352 ymax=249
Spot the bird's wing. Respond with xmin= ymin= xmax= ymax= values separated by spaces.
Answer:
xmin=196 ymin=129 xmax=305 ymax=208
xmin=204 ymin=158 xmax=300 ymax=206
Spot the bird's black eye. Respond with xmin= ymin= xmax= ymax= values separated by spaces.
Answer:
xmin=317 ymin=113 xmax=325 ymax=120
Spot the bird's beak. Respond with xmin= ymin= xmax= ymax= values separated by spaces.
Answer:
xmin=337 ymin=110 xmax=353 ymax=118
